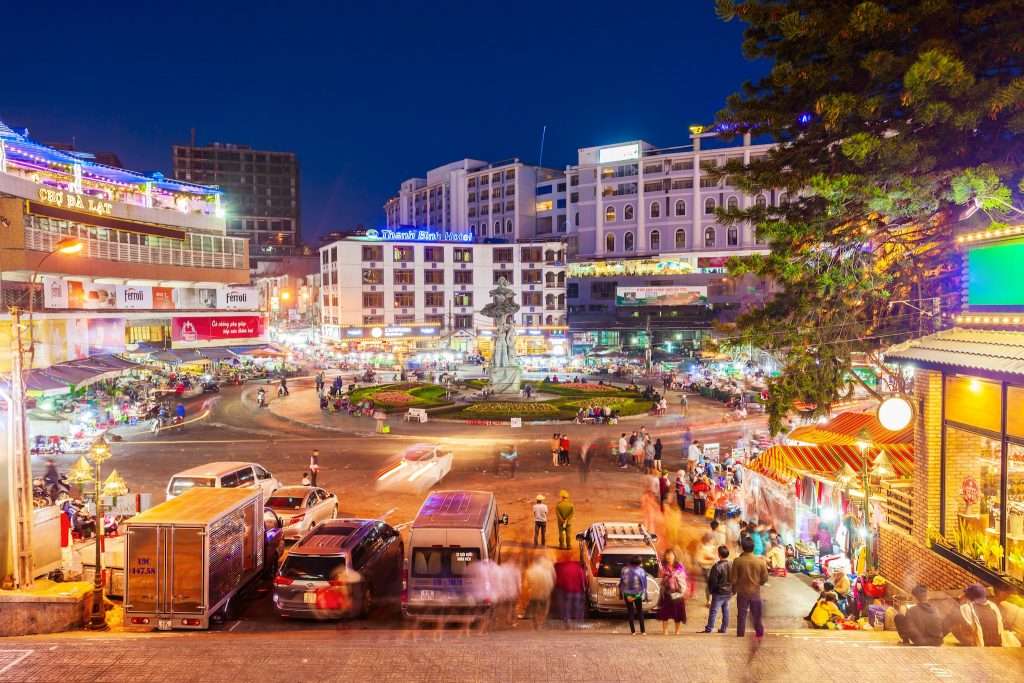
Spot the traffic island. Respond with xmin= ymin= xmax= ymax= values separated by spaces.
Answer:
xmin=0 ymin=580 xmax=94 ymax=636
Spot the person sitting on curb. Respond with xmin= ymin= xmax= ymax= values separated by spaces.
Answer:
xmin=894 ymin=584 xmax=945 ymax=646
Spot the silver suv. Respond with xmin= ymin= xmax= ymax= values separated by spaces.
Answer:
xmin=576 ymin=522 xmax=661 ymax=614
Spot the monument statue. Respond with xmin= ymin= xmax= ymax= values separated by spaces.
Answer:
xmin=480 ymin=276 xmax=522 ymax=395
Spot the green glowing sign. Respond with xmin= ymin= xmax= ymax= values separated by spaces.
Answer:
xmin=967 ymin=238 xmax=1024 ymax=308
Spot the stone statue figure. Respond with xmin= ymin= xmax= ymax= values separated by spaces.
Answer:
xmin=480 ymin=277 xmax=522 ymax=394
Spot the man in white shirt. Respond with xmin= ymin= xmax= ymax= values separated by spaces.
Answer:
xmin=533 ymin=495 xmax=549 ymax=546
xmin=618 ymin=434 xmax=629 ymax=469
xmin=687 ymin=441 xmax=702 ymax=474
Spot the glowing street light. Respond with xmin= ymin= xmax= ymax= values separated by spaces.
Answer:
xmin=66 ymin=437 xmax=115 ymax=631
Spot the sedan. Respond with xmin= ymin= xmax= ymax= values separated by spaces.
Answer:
xmin=265 ymin=486 xmax=339 ymax=541
xmin=376 ymin=443 xmax=453 ymax=492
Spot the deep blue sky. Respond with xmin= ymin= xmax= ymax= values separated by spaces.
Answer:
xmin=2 ymin=1 xmax=763 ymax=241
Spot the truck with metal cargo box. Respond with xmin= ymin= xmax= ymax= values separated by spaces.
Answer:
xmin=124 ymin=487 xmax=276 ymax=630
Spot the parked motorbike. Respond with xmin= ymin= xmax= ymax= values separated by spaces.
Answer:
xmin=201 ymin=381 xmax=221 ymax=394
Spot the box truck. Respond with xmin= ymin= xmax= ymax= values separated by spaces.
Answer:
xmin=124 ymin=487 xmax=272 ymax=630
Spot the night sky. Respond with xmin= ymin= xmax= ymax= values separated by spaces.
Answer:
xmin=2 ymin=1 xmax=763 ymax=241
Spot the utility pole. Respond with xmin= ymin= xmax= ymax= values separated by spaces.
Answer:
xmin=8 ymin=306 xmax=34 ymax=588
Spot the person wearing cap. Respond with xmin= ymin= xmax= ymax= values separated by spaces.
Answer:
xmin=894 ymin=585 xmax=944 ymax=646
xmin=948 ymin=583 xmax=1016 ymax=647
xmin=556 ymin=490 xmax=575 ymax=549
xmin=532 ymin=494 xmax=549 ymax=547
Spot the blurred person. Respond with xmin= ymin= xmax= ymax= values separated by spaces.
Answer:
xmin=730 ymin=535 xmax=768 ymax=639
xmin=658 ymin=472 xmax=671 ymax=511
xmin=674 ymin=470 xmax=688 ymax=511
xmin=702 ymin=545 xmax=732 ymax=634
xmin=525 ymin=553 xmax=556 ymax=629
xmin=695 ymin=533 xmax=718 ymax=607
xmin=466 ymin=559 xmax=501 ymax=633
xmin=309 ymin=450 xmax=320 ymax=486
xmin=554 ymin=552 xmax=587 ymax=629
xmin=618 ymin=433 xmax=629 ymax=469
xmin=551 ymin=433 xmax=561 ymax=468
xmin=653 ymin=438 xmax=663 ymax=472
xmin=709 ymin=519 xmax=727 ymax=549
xmin=766 ymin=542 xmax=787 ymax=572
xmin=894 ymin=585 xmax=945 ymax=646
xmin=559 ymin=433 xmax=571 ymax=467
xmin=657 ymin=549 xmax=688 ymax=635
xmin=947 ymin=583 xmax=1016 ymax=647
xmin=301 ymin=472 xmax=311 ymax=486
xmin=619 ymin=556 xmax=648 ymax=635
xmin=532 ymin=495 xmax=548 ymax=547
xmin=556 ymin=490 xmax=575 ymax=549
xmin=495 ymin=561 xmax=521 ymax=627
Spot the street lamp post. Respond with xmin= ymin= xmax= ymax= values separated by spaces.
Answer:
xmin=67 ymin=437 xmax=124 ymax=631
xmin=2 ymin=237 xmax=83 ymax=588
xmin=850 ymin=431 xmax=895 ymax=571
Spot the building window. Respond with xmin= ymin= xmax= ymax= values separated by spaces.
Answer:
xmin=453 ymin=315 xmax=473 ymax=329
xmin=521 ymin=291 xmax=542 ymax=306
xmin=362 ymin=245 xmax=383 ymax=261
xmin=567 ymin=282 xmax=579 ymax=298
xmin=424 ymin=269 xmax=444 ymax=285
xmin=362 ymin=292 xmax=383 ymax=308
xmin=393 ymin=269 xmax=415 ymax=285
xmin=727 ymin=227 xmax=739 ymax=246
xmin=605 ymin=233 xmax=615 ymax=253
xmin=394 ymin=315 xmax=415 ymax=325
xmin=521 ymin=269 xmax=542 ymax=285
xmin=453 ymin=248 xmax=473 ymax=263
xmin=495 ymin=248 xmax=513 ymax=263
xmin=591 ymin=281 xmax=616 ymax=300
xmin=650 ymin=230 xmax=660 ymax=251
xmin=505 ymin=219 xmax=513 ymax=233
xmin=674 ymin=200 xmax=686 ymax=217
xmin=494 ymin=270 xmax=513 ymax=284
xmin=649 ymin=201 xmax=661 ymax=219
xmin=363 ymin=315 xmax=384 ymax=325
xmin=453 ymin=292 xmax=473 ymax=307
xmin=704 ymin=198 xmax=716 ymax=214
xmin=423 ymin=246 xmax=444 ymax=262
xmin=361 ymin=269 xmax=383 ymax=285
xmin=574 ymin=211 xmax=580 ymax=227
xmin=394 ymin=292 xmax=415 ymax=308
xmin=755 ymin=194 xmax=767 ymax=209
xmin=624 ymin=204 xmax=635 ymax=221
xmin=605 ymin=206 xmax=616 ymax=223
xmin=392 ymin=246 xmax=414 ymax=262
xmin=674 ymin=228 xmax=686 ymax=249
xmin=454 ymin=270 xmax=474 ymax=284
xmin=425 ymin=291 xmax=444 ymax=307
xmin=727 ymin=196 xmax=739 ymax=211
xmin=624 ymin=232 xmax=635 ymax=252
xmin=536 ymin=200 xmax=553 ymax=212
xmin=521 ymin=246 xmax=542 ymax=262
xmin=704 ymin=227 xmax=716 ymax=247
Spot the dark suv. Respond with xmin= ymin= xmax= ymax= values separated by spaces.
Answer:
xmin=272 ymin=519 xmax=403 ymax=619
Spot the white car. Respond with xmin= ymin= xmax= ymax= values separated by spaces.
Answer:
xmin=265 ymin=486 xmax=339 ymax=541
xmin=376 ymin=443 xmax=453 ymax=491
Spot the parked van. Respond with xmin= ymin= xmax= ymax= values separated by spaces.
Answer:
xmin=402 ymin=490 xmax=508 ymax=622
xmin=165 ymin=461 xmax=280 ymax=501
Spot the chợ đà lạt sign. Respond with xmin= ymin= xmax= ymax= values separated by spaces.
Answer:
xmin=36 ymin=187 xmax=113 ymax=217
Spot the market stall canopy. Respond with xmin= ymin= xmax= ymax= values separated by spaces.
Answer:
xmin=0 ymin=354 xmax=140 ymax=395
xmin=153 ymin=349 xmax=209 ymax=364
xmin=885 ymin=327 xmax=1024 ymax=376
xmin=749 ymin=443 xmax=915 ymax=485
xmin=787 ymin=411 xmax=913 ymax=446
xmin=229 ymin=344 xmax=287 ymax=358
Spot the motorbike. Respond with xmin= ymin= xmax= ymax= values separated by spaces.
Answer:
xmin=257 ymin=389 xmax=267 ymax=408
xmin=201 ymin=381 xmax=221 ymax=394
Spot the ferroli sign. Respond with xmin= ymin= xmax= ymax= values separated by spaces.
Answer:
xmin=216 ymin=287 xmax=259 ymax=310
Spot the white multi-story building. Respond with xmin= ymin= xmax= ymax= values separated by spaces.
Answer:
xmin=319 ymin=235 xmax=567 ymax=353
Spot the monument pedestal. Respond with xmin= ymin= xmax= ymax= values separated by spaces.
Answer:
xmin=488 ymin=366 xmax=522 ymax=396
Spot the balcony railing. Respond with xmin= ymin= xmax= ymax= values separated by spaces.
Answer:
xmin=25 ymin=227 xmax=247 ymax=271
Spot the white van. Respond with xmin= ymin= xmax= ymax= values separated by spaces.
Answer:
xmin=402 ymin=490 xmax=508 ymax=623
xmin=165 ymin=461 xmax=280 ymax=501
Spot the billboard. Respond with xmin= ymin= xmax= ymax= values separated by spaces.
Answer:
xmin=42 ymin=276 xmax=68 ymax=308
xmin=116 ymin=285 xmax=153 ymax=310
xmin=967 ymin=238 xmax=1024 ymax=309
xmin=598 ymin=143 xmax=640 ymax=164
xmin=216 ymin=286 xmax=259 ymax=310
xmin=615 ymin=286 xmax=707 ymax=307
xmin=171 ymin=315 xmax=264 ymax=343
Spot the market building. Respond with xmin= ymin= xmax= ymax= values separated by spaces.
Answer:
xmin=883 ymin=226 xmax=1024 ymax=593
xmin=0 ymin=120 xmax=267 ymax=374
xmin=318 ymin=231 xmax=567 ymax=360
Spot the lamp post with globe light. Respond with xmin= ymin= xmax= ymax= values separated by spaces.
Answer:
xmin=67 ymin=436 xmax=126 ymax=630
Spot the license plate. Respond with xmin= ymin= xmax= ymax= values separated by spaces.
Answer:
xmin=602 ymin=587 xmax=617 ymax=598
xmin=303 ymin=592 xmax=317 ymax=604
xmin=418 ymin=590 xmax=435 ymax=600
xmin=157 ymin=619 xmax=172 ymax=631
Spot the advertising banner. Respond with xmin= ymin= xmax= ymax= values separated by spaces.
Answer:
xmin=171 ymin=315 xmax=264 ymax=343
xmin=87 ymin=318 xmax=126 ymax=355
xmin=81 ymin=282 xmax=118 ymax=309
xmin=42 ymin=276 xmax=69 ymax=309
xmin=115 ymin=285 xmax=153 ymax=310
xmin=217 ymin=286 xmax=259 ymax=310
xmin=615 ymin=286 xmax=707 ymax=307
xmin=153 ymin=287 xmax=176 ymax=310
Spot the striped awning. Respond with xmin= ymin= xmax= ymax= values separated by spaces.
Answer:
xmin=751 ymin=443 xmax=915 ymax=484
xmin=787 ymin=411 xmax=913 ymax=446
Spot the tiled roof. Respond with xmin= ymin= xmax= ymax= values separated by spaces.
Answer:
xmin=885 ymin=328 xmax=1024 ymax=377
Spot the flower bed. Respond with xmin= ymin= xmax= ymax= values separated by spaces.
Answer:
xmin=556 ymin=382 xmax=617 ymax=393
xmin=349 ymin=383 xmax=450 ymax=411
xmin=462 ymin=402 xmax=559 ymax=416
xmin=371 ymin=390 xmax=415 ymax=406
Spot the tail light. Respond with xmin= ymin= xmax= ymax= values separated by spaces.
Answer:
xmin=130 ymin=617 xmax=150 ymax=625
xmin=327 ymin=579 xmax=346 ymax=587
xmin=182 ymin=618 xmax=201 ymax=626
xmin=273 ymin=575 xmax=293 ymax=586
xmin=591 ymin=553 xmax=602 ymax=577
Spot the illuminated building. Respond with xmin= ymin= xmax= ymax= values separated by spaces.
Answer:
xmin=0 ymin=119 xmax=264 ymax=370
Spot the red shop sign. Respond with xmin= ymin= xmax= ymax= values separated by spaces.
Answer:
xmin=171 ymin=315 xmax=264 ymax=342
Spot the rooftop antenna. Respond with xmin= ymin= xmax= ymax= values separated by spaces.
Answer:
xmin=538 ymin=125 xmax=547 ymax=168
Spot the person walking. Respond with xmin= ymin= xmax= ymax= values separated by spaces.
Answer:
xmin=674 ymin=470 xmax=688 ymax=511
xmin=578 ymin=442 xmax=591 ymax=484
xmin=554 ymin=552 xmax=587 ymax=629
xmin=619 ymin=556 xmax=648 ymax=635
xmin=680 ymin=393 xmax=689 ymax=417
xmin=551 ymin=433 xmax=561 ymax=468
xmin=657 ymin=549 xmax=688 ymax=635
xmin=653 ymin=438 xmax=663 ymax=472
xmin=525 ymin=553 xmax=556 ymax=629
xmin=532 ymin=495 xmax=548 ymax=547
xmin=309 ymin=450 xmax=320 ymax=487
xmin=658 ymin=472 xmax=670 ymax=511
xmin=681 ymin=426 xmax=693 ymax=459
xmin=730 ymin=536 xmax=769 ymax=639
xmin=703 ymin=545 xmax=732 ymax=633
xmin=618 ymin=433 xmax=629 ymax=469
xmin=279 ymin=375 xmax=290 ymax=396
xmin=556 ymin=490 xmax=575 ymax=549
xmin=559 ymin=433 xmax=571 ymax=467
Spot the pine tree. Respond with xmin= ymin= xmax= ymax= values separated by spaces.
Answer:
xmin=713 ymin=0 xmax=1024 ymax=433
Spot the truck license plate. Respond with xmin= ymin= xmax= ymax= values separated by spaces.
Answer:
xmin=157 ymin=619 xmax=172 ymax=631
xmin=418 ymin=590 xmax=435 ymax=600
xmin=303 ymin=592 xmax=317 ymax=604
